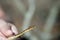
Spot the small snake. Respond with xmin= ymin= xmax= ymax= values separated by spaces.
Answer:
xmin=8 ymin=25 xmax=36 ymax=40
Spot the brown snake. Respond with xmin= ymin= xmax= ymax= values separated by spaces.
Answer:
xmin=8 ymin=25 xmax=36 ymax=40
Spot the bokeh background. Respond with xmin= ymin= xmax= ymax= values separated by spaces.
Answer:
xmin=0 ymin=0 xmax=60 ymax=40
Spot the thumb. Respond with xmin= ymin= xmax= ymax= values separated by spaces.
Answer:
xmin=8 ymin=23 xmax=18 ymax=35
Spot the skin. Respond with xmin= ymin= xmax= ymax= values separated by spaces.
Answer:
xmin=0 ymin=6 xmax=18 ymax=40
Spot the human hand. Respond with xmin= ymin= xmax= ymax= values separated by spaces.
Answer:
xmin=0 ymin=19 xmax=18 ymax=40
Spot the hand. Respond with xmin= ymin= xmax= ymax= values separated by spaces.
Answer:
xmin=0 ymin=19 xmax=18 ymax=40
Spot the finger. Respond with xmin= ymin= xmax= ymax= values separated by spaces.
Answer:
xmin=0 ymin=29 xmax=13 ymax=37
xmin=4 ymin=30 xmax=13 ymax=37
xmin=0 ymin=36 xmax=8 ymax=40
xmin=8 ymin=23 xmax=18 ymax=35
xmin=0 ymin=19 xmax=13 ymax=37
xmin=0 ymin=32 xmax=5 ymax=38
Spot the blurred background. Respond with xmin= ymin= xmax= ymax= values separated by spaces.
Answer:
xmin=0 ymin=0 xmax=60 ymax=40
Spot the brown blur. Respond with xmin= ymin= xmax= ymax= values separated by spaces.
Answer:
xmin=0 ymin=0 xmax=60 ymax=40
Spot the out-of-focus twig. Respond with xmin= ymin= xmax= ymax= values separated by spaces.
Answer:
xmin=22 ymin=0 xmax=36 ymax=31
xmin=40 ymin=4 xmax=59 ymax=40
xmin=22 ymin=0 xmax=37 ymax=40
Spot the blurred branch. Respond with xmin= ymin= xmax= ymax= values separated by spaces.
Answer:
xmin=22 ymin=0 xmax=36 ymax=30
xmin=41 ymin=5 xmax=59 ymax=40
xmin=22 ymin=0 xmax=38 ymax=40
